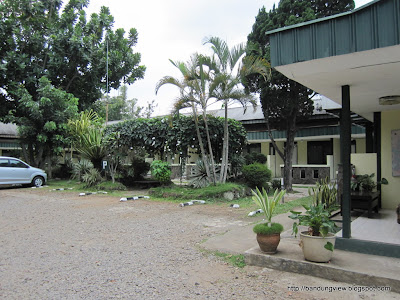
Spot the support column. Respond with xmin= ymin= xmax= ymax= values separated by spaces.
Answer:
xmin=374 ymin=112 xmax=382 ymax=208
xmin=341 ymin=85 xmax=351 ymax=239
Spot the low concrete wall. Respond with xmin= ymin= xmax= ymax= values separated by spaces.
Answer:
xmin=281 ymin=165 xmax=330 ymax=184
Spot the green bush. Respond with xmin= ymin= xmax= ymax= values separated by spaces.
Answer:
xmin=150 ymin=160 xmax=171 ymax=183
xmin=96 ymin=181 xmax=127 ymax=191
xmin=244 ymin=152 xmax=267 ymax=165
xmin=82 ymin=168 xmax=102 ymax=187
xmin=119 ymin=156 xmax=150 ymax=186
xmin=53 ymin=158 xmax=74 ymax=179
xmin=242 ymin=163 xmax=272 ymax=189
xmin=131 ymin=157 xmax=150 ymax=179
xmin=271 ymin=179 xmax=282 ymax=191
xmin=229 ymin=155 xmax=245 ymax=178
xmin=72 ymin=159 xmax=94 ymax=181
xmin=253 ymin=223 xmax=284 ymax=235
xmin=149 ymin=183 xmax=245 ymax=200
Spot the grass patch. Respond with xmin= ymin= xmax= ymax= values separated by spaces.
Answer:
xmin=253 ymin=222 xmax=284 ymax=235
xmin=47 ymin=179 xmax=129 ymax=197
xmin=149 ymin=183 xmax=246 ymax=201
xmin=47 ymin=179 xmax=81 ymax=189
xmin=273 ymin=196 xmax=312 ymax=216
xmin=212 ymin=251 xmax=246 ymax=268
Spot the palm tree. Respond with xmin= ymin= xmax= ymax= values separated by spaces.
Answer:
xmin=204 ymin=37 xmax=271 ymax=183
xmin=155 ymin=53 xmax=220 ymax=184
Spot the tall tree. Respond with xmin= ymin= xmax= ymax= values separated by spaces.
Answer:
xmin=156 ymin=53 xmax=220 ymax=185
xmin=0 ymin=0 xmax=145 ymax=118
xmin=204 ymin=37 xmax=270 ymax=183
xmin=247 ymin=0 xmax=355 ymax=191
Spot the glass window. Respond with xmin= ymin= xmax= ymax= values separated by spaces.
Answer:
xmin=9 ymin=159 xmax=28 ymax=168
xmin=0 ymin=158 xmax=9 ymax=167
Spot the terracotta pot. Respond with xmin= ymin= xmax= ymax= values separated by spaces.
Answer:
xmin=256 ymin=233 xmax=280 ymax=254
xmin=299 ymin=231 xmax=336 ymax=263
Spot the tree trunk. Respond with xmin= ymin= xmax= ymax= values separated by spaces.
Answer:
xmin=219 ymin=100 xmax=229 ymax=183
xmin=283 ymin=112 xmax=297 ymax=192
xmin=192 ymin=104 xmax=211 ymax=181
xmin=45 ymin=153 xmax=52 ymax=179
xmin=264 ymin=107 xmax=296 ymax=192
xmin=202 ymin=110 xmax=217 ymax=185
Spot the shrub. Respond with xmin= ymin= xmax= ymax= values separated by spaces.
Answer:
xmin=119 ymin=156 xmax=150 ymax=186
xmin=244 ymin=152 xmax=267 ymax=165
xmin=96 ymin=181 xmax=127 ymax=191
xmin=72 ymin=159 xmax=94 ymax=181
xmin=151 ymin=160 xmax=171 ymax=183
xmin=131 ymin=157 xmax=150 ymax=179
xmin=271 ymin=179 xmax=282 ymax=191
xmin=82 ymin=168 xmax=102 ymax=187
xmin=53 ymin=158 xmax=74 ymax=179
xmin=189 ymin=158 xmax=220 ymax=188
xmin=229 ymin=155 xmax=245 ymax=178
xmin=241 ymin=163 xmax=272 ymax=189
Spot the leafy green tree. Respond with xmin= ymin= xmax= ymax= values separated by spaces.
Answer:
xmin=247 ymin=0 xmax=354 ymax=191
xmin=7 ymin=77 xmax=78 ymax=176
xmin=0 ymin=0 xmax=145 ymax=118
xmin=96 ymin=86 xmax=157 ymax=121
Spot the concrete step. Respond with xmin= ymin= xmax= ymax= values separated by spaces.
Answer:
xmin=245 ymin=235 xmax=400 ymax=293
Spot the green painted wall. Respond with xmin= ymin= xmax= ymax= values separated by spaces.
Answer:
xmin=381 ymin=110 xmax=400 ymax=209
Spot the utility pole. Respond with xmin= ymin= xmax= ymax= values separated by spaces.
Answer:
xmin=105 ymin=36 xmax=109 ymax=125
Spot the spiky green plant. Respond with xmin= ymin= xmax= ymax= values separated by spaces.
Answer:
xmin=252 ymin=187 xmax=285 ymax=226
xmin=308 ymin=178 xmax=337 ymax=208
xmin=72 ymin=159 xmax=94 ymax=181
xmin=82 ymin=168 xmax=102 ymax=187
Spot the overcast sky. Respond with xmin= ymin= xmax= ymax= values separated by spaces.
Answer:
xmin=86 ymin=0 xmax=372 ymax=116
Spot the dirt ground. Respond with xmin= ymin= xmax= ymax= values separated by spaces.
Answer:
xmin=0 ymin=186 xmax=399 ymax=300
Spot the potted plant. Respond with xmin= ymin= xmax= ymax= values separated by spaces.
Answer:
xmin=289 ymin=179 xmax=338 ymax=262
xmin=351 ymin=173 xmax=388 ymax=192
xmin=252 ymin=187 xmax=285 ymax=254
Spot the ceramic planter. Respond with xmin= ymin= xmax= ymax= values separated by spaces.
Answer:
xmin=256 ymin=233 xmax=280 ymax=254
xmin=299 ymin=231 xmax=336 ymax=263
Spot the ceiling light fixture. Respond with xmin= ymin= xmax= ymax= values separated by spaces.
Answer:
xmin=379 ymin=95 xmax=400 ymax=106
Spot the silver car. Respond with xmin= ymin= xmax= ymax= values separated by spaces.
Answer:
xmin=0 ymin=156 xmax=47 ymax=187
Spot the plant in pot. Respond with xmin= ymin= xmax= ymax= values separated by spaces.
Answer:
xmin=289 ymin=180 xmax=339 ymax=262
xmin=252 ymin=187 xmax=285 ymax=254
xmin=351 ymin=173 xmax=388 ymax=192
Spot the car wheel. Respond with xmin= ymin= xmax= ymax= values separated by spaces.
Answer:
xmin=32 ymin=176 xmax=44 ymax=187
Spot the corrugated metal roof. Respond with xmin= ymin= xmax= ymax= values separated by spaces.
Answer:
xmin=267 ymin=0 xmax=400 ymax=67
xmin=0 ymin=123 xmax=18 ymax=137
xmin=207 ymin=105 xmax=265 ymax=121
xmin=247 ymin=125 xmax=365 ymax=141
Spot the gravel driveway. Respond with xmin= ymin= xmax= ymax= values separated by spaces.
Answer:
xmin=1 ymin=188 xmax=399 ymax=300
